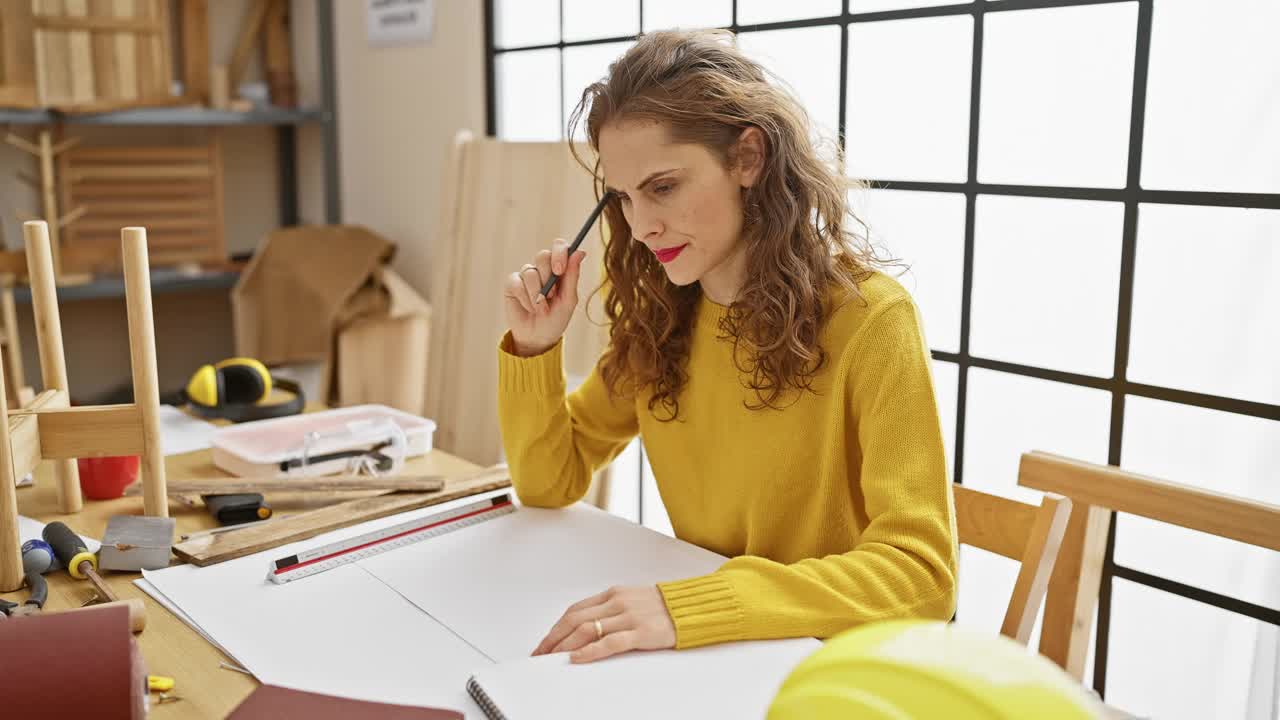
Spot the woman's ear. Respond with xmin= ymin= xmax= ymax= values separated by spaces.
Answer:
xmin=734 ymin=126 xmax=766 ymax=188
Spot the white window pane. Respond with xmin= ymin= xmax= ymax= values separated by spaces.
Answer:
xmin=737 ymin=26 xmax=842 ymax=152
xmin=955 ymin=544 xmax=1047 ymax=648
xmin=963 ymin=368 xmax=1111 ymax=504
xmin=846 ymin=16 xmax=972 ymax=183
xmin=932 ymin=360 xmax=959 ymax=480
xmin=1108 ymin=578 xmax=1270 ymax=720
xmin=497 ymin=49 xmax=562 ymax=141
xmin=849 ymin=188 xmax=965 ymax=352
xmin=640 ymin=446 xmax=674 ymax=537
xmin=1142 ymin=0 xmax=1280 ymax=193
xmin=1119 ymin=396 xmax=1280 ymax=611
xmin=1129 ymin=204 xmax=1280 ymax=405
xmin=736 ymin=0 xmax=841 ymax=25
xmin=643 ymin=0 xmax=731 ymax=31
xmin=562 ymin=0 xmax=639 ymax=42
xmin=495 ymin=0 xmax=559 ymax=48
xmin=850 ymin=1 xmax=972 ymax=16
xmin=978 ymin=4 xmax=1137 ymax=188
xmin=970 ymin=195 xmax=1123 ymax=377
xmin=606 ymin=437 xmax=642 ymax=523
xmin=563 ymin=42 xmax=635 ymax=141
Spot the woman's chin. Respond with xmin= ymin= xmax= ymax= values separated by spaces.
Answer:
xmin=661 ymin=265 xmax=700 ymax=286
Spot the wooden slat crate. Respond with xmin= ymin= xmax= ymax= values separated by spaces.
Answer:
xmin=58 ymin=134 xmax=226 ymax=273
xmin=0 ymin=0 xmax=173 ymax=110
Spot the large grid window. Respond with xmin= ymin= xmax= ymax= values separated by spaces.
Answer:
xmin=485 ymin=2 xmax=1280 ymax=715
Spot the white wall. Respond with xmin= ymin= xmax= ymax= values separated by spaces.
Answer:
xmin=332 ymin=0 xmax=486 ymax=295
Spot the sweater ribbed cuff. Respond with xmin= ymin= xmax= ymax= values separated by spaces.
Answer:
xmin=658 ymin=574 xmax=745 ymax=649
xmin=497 ymin=332 xmax=566 ymax=395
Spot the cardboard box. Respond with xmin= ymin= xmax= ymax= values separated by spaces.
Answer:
xmin=232 ymin=225 xmax=431 ymax=415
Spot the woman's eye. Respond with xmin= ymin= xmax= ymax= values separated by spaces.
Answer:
xmin=654 ymin=183 xmax=674 ymax=195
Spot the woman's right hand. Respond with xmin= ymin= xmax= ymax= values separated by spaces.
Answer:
xmin=503 ymin=238 xmax=587 ymax=357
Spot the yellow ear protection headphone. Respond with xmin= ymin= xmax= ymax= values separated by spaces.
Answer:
xmin=183 ymin=357 xmax=305 ymax=423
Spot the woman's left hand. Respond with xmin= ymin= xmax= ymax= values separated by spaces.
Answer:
xmin=531 ymin=585 xmax=677 ymax=663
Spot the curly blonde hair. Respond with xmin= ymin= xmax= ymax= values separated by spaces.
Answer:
xmin=570 ymin=29 xmax=888 ymax=420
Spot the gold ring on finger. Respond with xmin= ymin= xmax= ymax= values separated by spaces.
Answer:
xmin=594 ymin=619 xmax=603 ymax=641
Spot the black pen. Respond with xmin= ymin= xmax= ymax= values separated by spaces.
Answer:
xmin=539 ymin=191 xmax=614 ymax=299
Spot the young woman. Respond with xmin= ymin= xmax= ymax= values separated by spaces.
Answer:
xmin=498 ymin=29 xmax=957 ymax=664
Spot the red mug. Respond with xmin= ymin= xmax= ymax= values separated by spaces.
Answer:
xmin=77 ymin=455 xmax=141 ymax=500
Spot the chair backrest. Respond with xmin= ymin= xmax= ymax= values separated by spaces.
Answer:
xmin=1019 ymin=450 xmax=1280 ymax=680
xmin=953 ymin=484 xmax=1073 ymax=645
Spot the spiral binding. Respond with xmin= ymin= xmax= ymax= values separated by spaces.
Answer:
xmin=467 ymin=676 xmax=507 ymax=720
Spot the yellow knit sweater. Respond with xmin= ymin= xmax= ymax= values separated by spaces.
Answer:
xmin=497 ymin=272 xmax=958 ymax=649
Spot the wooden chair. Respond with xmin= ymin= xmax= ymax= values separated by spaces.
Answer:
xmin=954 ymin=484 xmax=1073 ymax=644
xmin=0 ymin=221 xmax=168 ymax=592
xmin=1019 ymin=450 xmax=1280 ymax=680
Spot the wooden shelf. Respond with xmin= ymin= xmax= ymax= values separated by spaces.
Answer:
xmin=12 ymin=267 xmax=240 ymax=304
xmin=0 ymin=106 xmax=325 ymax=126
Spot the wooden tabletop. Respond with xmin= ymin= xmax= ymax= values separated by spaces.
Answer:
xmin=5 ymin=440 xmax=483 ymax=719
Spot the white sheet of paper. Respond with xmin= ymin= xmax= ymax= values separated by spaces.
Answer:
xmin=360 ymin=502 xmax=728 ymax=662
xmin=158 ymin=405 xmax=218 ymax=456
xmin=134 ymin=577 xmax=241 ymax=664
xmin=18 ymin=515 xmax=100 ymax=552
xmin=140 ymin=491 xmax=515 ymax=713
xmin=468 ymin=639 xmax=818 ymax=720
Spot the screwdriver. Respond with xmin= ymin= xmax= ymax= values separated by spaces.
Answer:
xmin=42 ymin=521 xmax=119 ymax=603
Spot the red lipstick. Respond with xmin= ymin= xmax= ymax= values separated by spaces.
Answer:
xmin=653 ymin=244 xmax=688 ymax=264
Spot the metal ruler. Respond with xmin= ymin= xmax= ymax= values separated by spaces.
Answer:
xmin=267 ymin=493 xmax=515 ymax=584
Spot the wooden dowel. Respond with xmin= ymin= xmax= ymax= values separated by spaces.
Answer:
xmin=57 ymin=205 xmax=89 ymax=228
xmin=0 ymin=281 xmax=26 ymax=403
xmin=0 ymin=326 xmax=21 ymax=591
xmin=121 ymin=227 xmax=167 ymax=517
xmin=23 ymin=221 xmax=81 ymax=513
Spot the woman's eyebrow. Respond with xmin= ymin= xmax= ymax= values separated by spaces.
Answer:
xmin=605 ymin=168 xmax=681 ymax=195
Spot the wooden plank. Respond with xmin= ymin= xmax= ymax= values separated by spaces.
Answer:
xmin=71 ymin=199 xmax=212 ymax=215
xmin=9 ymin=389 xmax=68 ymax=481
xmin=33 ymin=0 xmax=71 ymax=106
xmin=1038 ymin=502 xmax=1111 ymax=679
xmin=63 ymin=0 xmax=96 ymax=104
xmin=67 ymin=163 xmax=212 ymax=181
xmin=173 ymin=466 xmax=513 ymax=566
xmin=72 ymin=146 xmax=211 ymax=161
xmin=69 ymin=180 xmax=212 ymax=197
xmin=209 ymin=129 xmax=225 ymax=259
xmin=227 ymin=0 xmax=269 ymax=87
xmin=32 ymin=13 xmax=159 ymax=32
xmin=88 ymin=0 xmax=120 ymax=100
xmin=126 ymin=475 xmax=448 ymax=496
xmin=152 ymin=0 xmax=170 ymax=99
xmin=262 ymin=0 xmax=293 ymax=107
xmin=28 ymin=403 xmax=146 ymax=458
xmin=77 ymin=217 xmax=213 ymax=233
xmin=2 ymin=4 xmax=38 ymax=95
xmin=953 ymin=484 xmax=1040 ymax=561
xmin=1019 ymin=451 xmax=1280 ymax=552
xmin=1001 ymin=493 xmax=1071 ymax=645
xmin=0 ymin=311 xmax=19 ymax=590
xmin=112 ymin=0 xmax=137 ymax=99
xmin=179 ymin=0 xmax=208 ymax=104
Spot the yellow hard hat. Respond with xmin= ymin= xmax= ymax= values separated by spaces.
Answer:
xmin=768 ymin=620 xmax=1106 ymax=720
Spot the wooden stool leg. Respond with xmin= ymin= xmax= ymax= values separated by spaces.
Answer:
xmin=0 ymin=343 xmax=20 ymax=591
xmin=121 ymin=227 xmax=167 ymax=518
xmin=23 ymin=221 xmax=81 ymax=514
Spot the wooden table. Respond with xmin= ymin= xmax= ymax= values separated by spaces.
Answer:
xmin=4 ymin=441 xmax=483 ymax=719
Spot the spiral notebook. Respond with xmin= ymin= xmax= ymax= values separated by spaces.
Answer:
xmin=464 ymin=637 xmax=819 ymax=720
